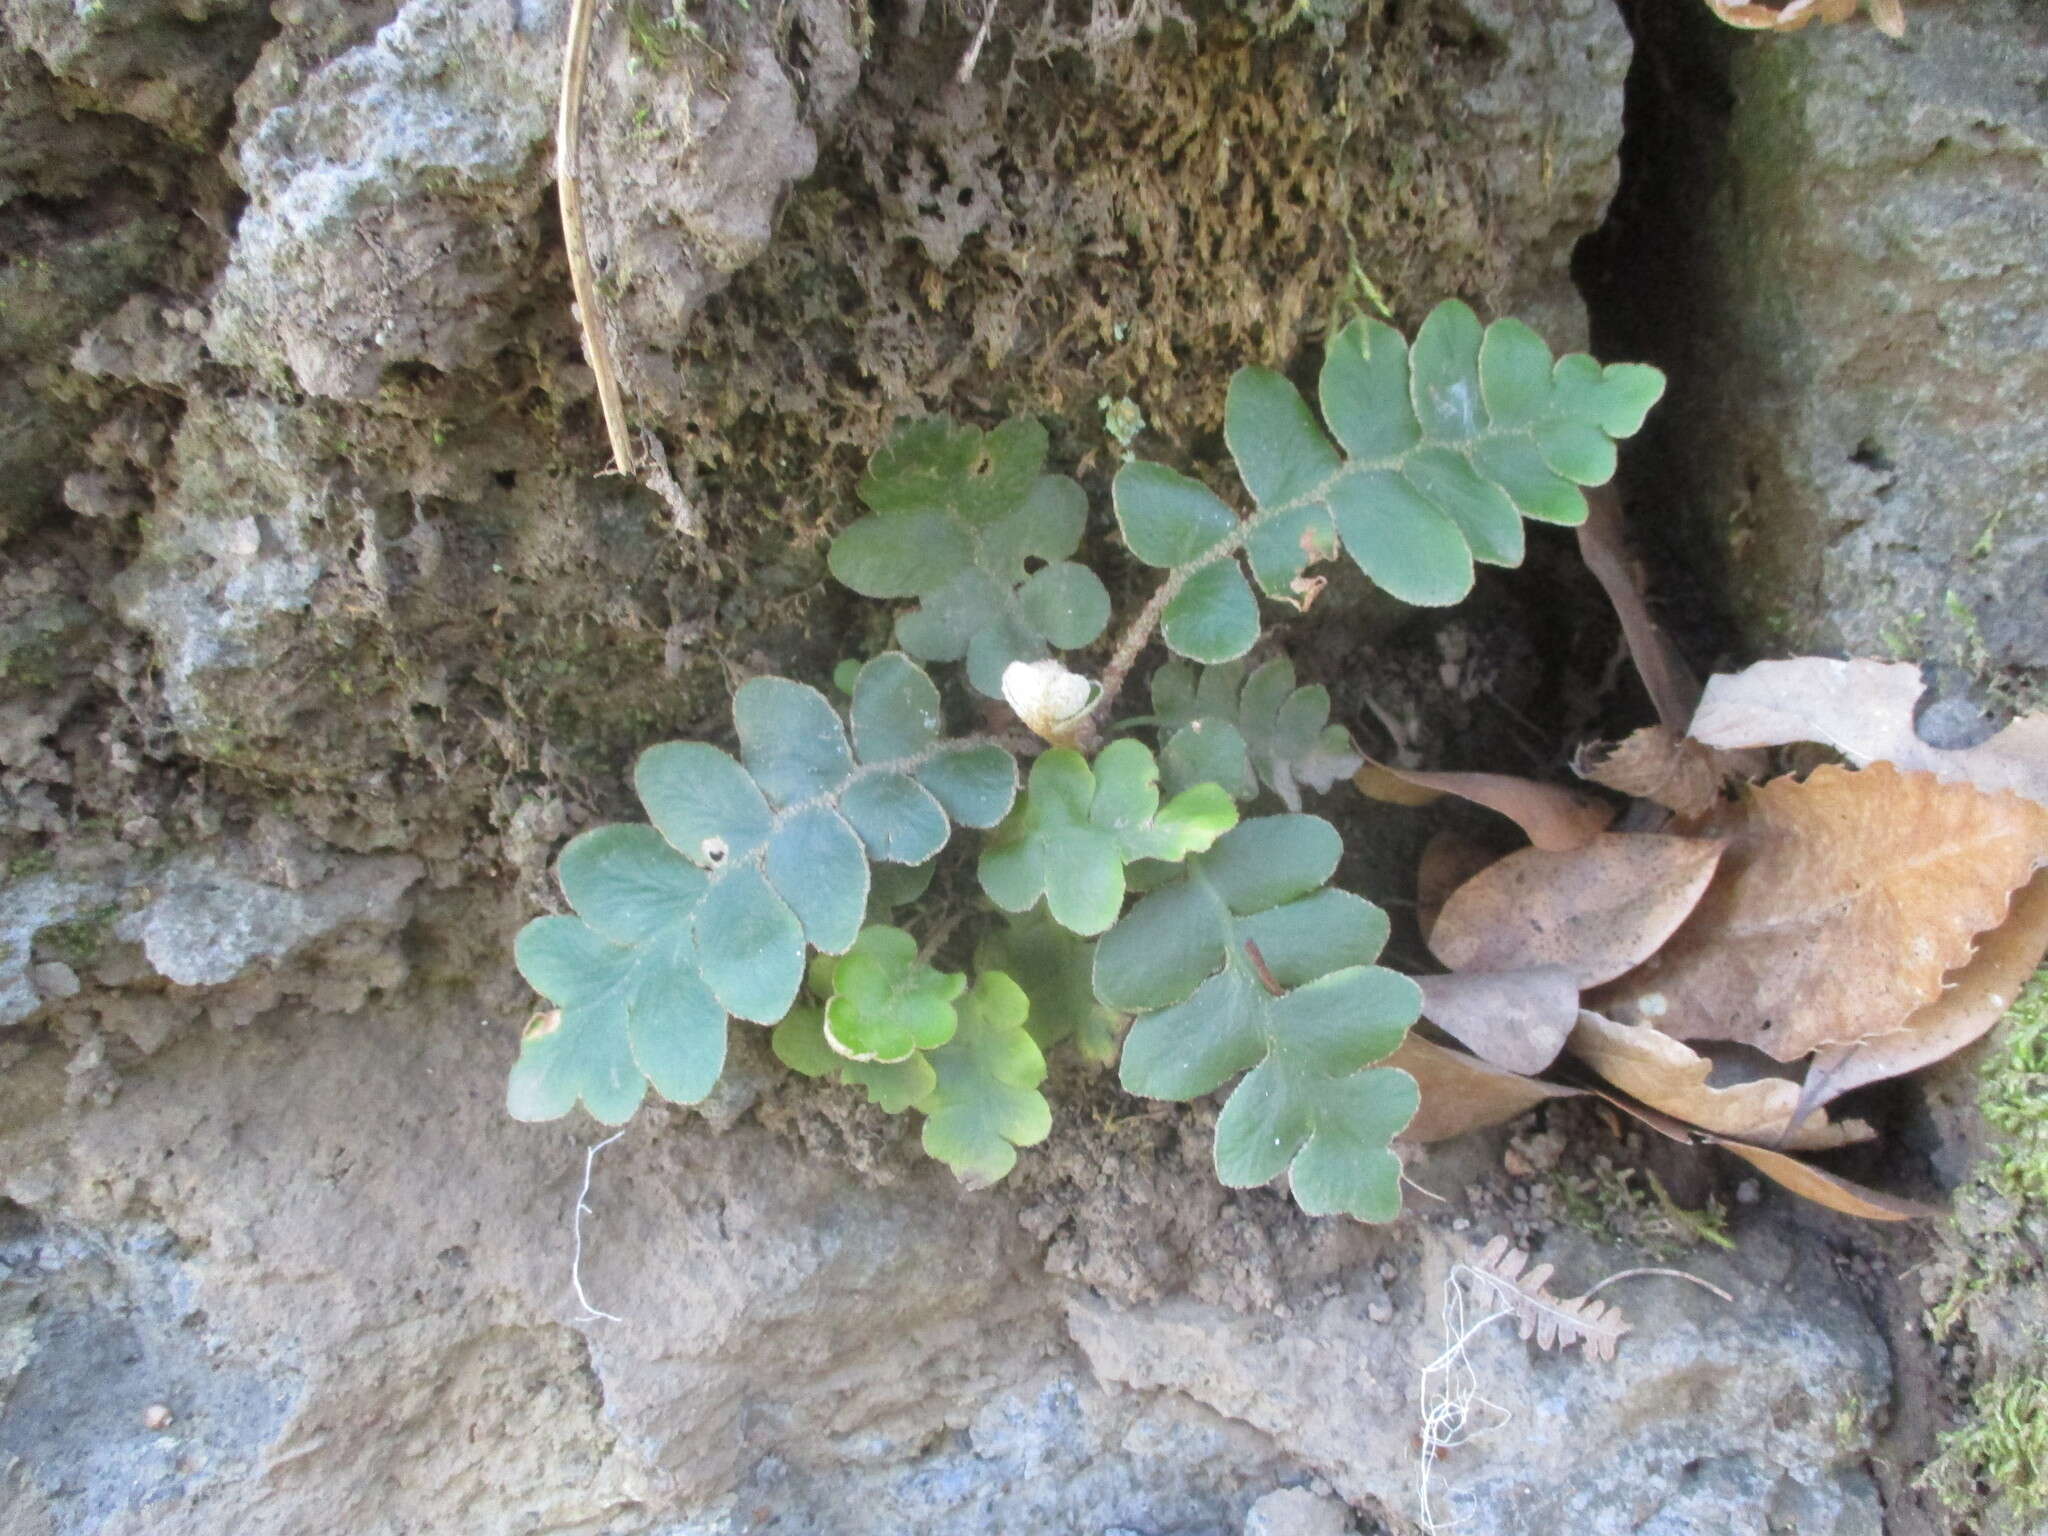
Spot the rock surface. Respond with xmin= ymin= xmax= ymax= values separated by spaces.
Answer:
xmin=1626 ymin=2 xmax=2048 ymax=698
xmin=0 ymin=973 xmax=1896 ymax=1535
xmin=1245 ymin=1486 xmax=1358 ymax=1536
xmin=1072 ymin=1216 xmax=1887 ymax=1535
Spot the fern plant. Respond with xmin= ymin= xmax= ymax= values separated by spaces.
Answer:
xmin=509 ymin=301 xmax=1664 ymax=1223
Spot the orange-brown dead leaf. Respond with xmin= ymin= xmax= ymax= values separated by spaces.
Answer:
xmin=1688 ymin=657 xmax=2048 ymax=811
xmin=1576 ymin=725 xmax=1756 ymax=820
xmin=1709 ymin=1138 xmax=1941 ymax=1222
xmin=1388 ymin=1036 xmax=1579 ymax=1143
xmin=1429 ymin=833 xmax=1725 ymax=989
xmin=1416 ymin=830 xmax=1498 ymax=943
xmin=1567 ymin=1010 xmax=1873 ymax=1153
xmin=1355 ymin=758 xmax=1615 ymax=851
xmin=1801 ymin=868 xmax=2048 ymax=1112
xmin=1418 ymin=967 xmax=1580 ymax=1076
xmin=1598 ymin=763 xmax=2048 ymax=1061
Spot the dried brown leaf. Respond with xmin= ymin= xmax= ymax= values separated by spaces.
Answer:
xmin=1587 ymin=1086 xmax=1701 ymax=1145
xmin=1689 ymin=657 xmax=2048 ymax=811
xmin=1355 ymin=759 xmax=1615 ymax=851
xmin=1429 ymin=833 xmax=1726 ymax=989
xmin=1702 ymin=0 xmax=1899 ymax=34
xmin=1567 ymin=1010 xmax=1873 ymax=1152
xmin=1598 ymin=763 xmax=2048 ymax=1061
xmin=1802 ymin=868 xmax=2048 ymax=1111
xmin=1709 ymin=1139 xmax=1942 ymax=1222
xmin=1416 ymin=830 xmax=1497 ymax=944
xmin=1576 ymin=725 xmax=1755 ymax=820
xmin=1577 ymin=488 xmax=1700 ymax=732
xmin=1467 ymin=1235 xmax=1631 ymax=1361
xmin=1418 ymin=968 xmax=1579 ymax=1076
xmin=1388 ymin=1036 xmax=1579 ymax=1143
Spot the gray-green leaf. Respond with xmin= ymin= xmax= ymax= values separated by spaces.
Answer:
xmin=510 ymin=654 xmax=1016 ymax=1125
xmin=1151 ymin=657 xmax=1362 ymax=810
xmin=830 ymin=419 xmax=1112 ymax=696
xmin=979 ymin=740 xmax=1239 ymax=937
xmin=1097 ymin=815 xmax=1420 ymax=1222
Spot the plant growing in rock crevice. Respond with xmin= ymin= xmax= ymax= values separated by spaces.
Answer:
xmin=509 ymin=300 xmax=1665 ymax=1222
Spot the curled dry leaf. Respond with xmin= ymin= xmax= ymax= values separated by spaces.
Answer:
xmin=1688 ymin=657 xmax=2048 ymax=811
xmin=1576 ymin=488 xmax=1699 ymax=732
xmin=1429 ymin=833 xmax=1725 ymax=989
xmin=1388 ymin=1035 xmax=1578 ymax=1143
xmin=1599 ymin=763 xmax=2048 ymax=1061
xmin=1354 ymin=758 xmax=1615 ymax=851
xmin=1576 ymin=725 xmax=1753 ymax=821
xmin=1585 ymin=1084 xmax=1702 ymax=1145
xmin=1709 ymin=1139 xmax=1941 ymax=1222
xmin=1802 ymin=868 xmax=2048 ymax=1112
xmin=1703 ymin=0 xmax=1905 ymax=37
xmin=1567 ymin=1010 xmax=1872 ymax=1153
xmin=1419 ymin=967 xmax=1580 ymax=1076
xmin=1592 ymin=1081 xmax=1937 ymax=1220
xmin=1416 ymin=830 xmax=1498 ymax=944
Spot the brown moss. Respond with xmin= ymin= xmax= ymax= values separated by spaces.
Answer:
xmin=667 ymin=5 xmax=1512 ymax=535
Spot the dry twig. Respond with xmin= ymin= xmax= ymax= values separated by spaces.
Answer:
xmin=557 ymin=0 xmax=634 ymax=477
xmin=556 ymin=0 xmax=703 ymax=537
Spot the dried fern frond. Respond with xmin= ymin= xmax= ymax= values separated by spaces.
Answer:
xmin=1703 ymin=0 xmax=1906 ymax=38
xmin=1464 ymin=1236 xmax=1632 ymax=1362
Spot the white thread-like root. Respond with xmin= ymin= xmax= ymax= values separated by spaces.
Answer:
xmin=570 ymin=1129 xmax=628 ymax=1323
xmin=1415 ymin=1264 xmax=1514 ymax=1534
xmin=1413 ymin=1257 xmax=1729 ymax=1530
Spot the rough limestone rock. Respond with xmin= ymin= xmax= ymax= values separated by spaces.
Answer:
xmin=110 ymin=398 xmax=334 ymax=762
xmin=589 ymin=0 xmax=864 ymax=408
xmin=1654 ymin=3 xmax=2048 ymax=691
xmin=209 ymin=0 xmax=861 ymax=401
xmin=0 ymin=994 xmax=1301 ymax=1534
xmin=206 ymin=0 xmax=571 ymax=398
xmin=1072 ymin=1218 xmax=1888 ymax=1535
xmin=1453 ymin=0 xmax=1630 ymax=352
xmin=0 ymin=978 xmax=1896 ymax=1535
xmin=0 ymin=838 xmax=420 ymax=1029
xmin=1245 ymin=1485 xmax=1359 ymax=1536
xmin=0 ymin=0 xmax=269 ymax=145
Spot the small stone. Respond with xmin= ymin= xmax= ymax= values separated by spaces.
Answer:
xmin=143 ymin=1404 xmax=173 ymax=1430
xmin=1736 ymin=1179 xmax=1762 ymax=1206
xmin=1244 ymin=1485 xmax=1354 ymax=1536
xmin=1452 ymin=1217 xmax=1470 ymax=1231
xmin=1502 ymin=1146 xmax=1534 ymax=1178
xmin=30 ymin=962 xmax=80 ymax=1001
xmin=1367 ymin=1300 xmax=1393 ymax=1324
